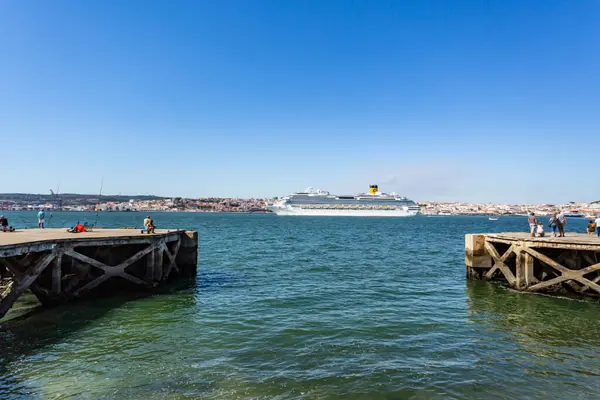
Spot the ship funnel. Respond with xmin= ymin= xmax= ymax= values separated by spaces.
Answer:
xmin=369 ymin=185 xmax=378 ymax=195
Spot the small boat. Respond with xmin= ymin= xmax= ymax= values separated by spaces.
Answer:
xmin=489 ymin=217 xmax=499 ymax=221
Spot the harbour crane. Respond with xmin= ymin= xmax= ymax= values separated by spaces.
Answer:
xmin=50 ymin=189 xmax=63 ymax=211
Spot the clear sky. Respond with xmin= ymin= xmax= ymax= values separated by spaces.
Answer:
xmin=1 ymin=0 xmax=599 ymax=203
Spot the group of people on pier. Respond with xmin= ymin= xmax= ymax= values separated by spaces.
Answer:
xmin=528 ymin=212 xmax=600 ymax=238
xmin=528 ymin=211 xmax=568 ymax=237
xmin=0 ymin=212 xmax=158 ymax=234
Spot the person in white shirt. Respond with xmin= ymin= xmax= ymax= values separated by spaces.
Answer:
xmin=536 ymin=222 xmax=545 ymax=237
xmin=595 ymin=216 xmax=600 ymax=237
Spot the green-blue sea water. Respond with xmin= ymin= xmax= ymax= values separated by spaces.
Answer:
xmin=0 ymin=212 xmax=598 ymax=399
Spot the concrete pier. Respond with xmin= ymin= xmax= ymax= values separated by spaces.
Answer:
xmin=466 ymin=232 xmax=600 ymax=296
xmin=0 ymin=228 xmax=198 ymax=319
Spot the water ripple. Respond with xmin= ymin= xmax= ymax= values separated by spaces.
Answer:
xmin=0 ymin=213 xmax=597 ymax=399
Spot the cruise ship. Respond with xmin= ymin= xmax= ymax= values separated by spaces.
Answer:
xmin=268 ymin=185 xmax=420 ymax=217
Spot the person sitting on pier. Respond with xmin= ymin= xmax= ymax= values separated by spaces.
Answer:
xmin=527 ymin=212 xmax=538 ymax=237
xmin=0 ymin=216 xmax=14 ymax=232
xmin=67 ymin=222 xmax=86 ymax=233
xmin=536 ymin=221 xmax=545 ymax=237
xmin=142 ymin=216 xmax=155 ymax=234
xmin=587 ymin=219 xmax=596 ymax=235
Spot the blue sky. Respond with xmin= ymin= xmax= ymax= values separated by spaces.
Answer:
xmin=1 ymin=0 xmax=598 ymax=203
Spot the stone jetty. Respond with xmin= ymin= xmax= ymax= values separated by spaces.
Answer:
xmin=466 ymin=232 xmax=600 ymax=296
xmin=0 ymin=228 xmax=198 ymax=319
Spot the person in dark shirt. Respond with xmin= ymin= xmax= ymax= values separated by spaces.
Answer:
xmin=0 ymin=216 xmax=14 ymax=232
xmin=549 ymin=213 xmax=559 ymax=237
xmin=587 ymin=220 xmax=596 ymax=235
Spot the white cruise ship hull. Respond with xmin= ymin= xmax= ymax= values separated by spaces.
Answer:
xmin=268 ymin=206 xmax=418 ymax=217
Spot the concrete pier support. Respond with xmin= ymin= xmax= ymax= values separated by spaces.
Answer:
xmin=0 ymin=229 xmax=198 ymax=319
xmin=465 ymin=234 xmax=492 ymax=279
xmin=466 ymin=232 xmax=600 ymax=297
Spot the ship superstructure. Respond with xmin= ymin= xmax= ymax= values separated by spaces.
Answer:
xmin=268 ymin=185 xmax=420 ymax=217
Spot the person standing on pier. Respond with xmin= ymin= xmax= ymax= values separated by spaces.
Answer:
xmin=595 ymin=215 xmax=600 ymax=237
xmin=527 ymin=212 xmax=538 ymax=237
xmin=37 ymin=209 xmax=46 ymax=229
xmin=549 ymin=213 xmax=559 ymax=237
xmin=143 ymin=216 xmax=155 ymax=234
xmin=556 ymin=211 xmax=567 ymax=237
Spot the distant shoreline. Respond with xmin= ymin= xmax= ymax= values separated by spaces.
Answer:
xmin=0 ymin=210 xmax=273 ymax=214
xmin=2 ymin=210 xmax=586 ymax=218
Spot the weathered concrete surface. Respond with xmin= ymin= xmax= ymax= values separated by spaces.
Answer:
xmin=0 ymin=228 xmax=178 ymax=247
xmin=485 ymin=232 xmax=600 ymax=246
xmin=0 ymin=229 xmax=190 ymax=258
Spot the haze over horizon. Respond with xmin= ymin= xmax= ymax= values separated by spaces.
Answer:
xmin=1 ymin=1 xmax=599 ymax=204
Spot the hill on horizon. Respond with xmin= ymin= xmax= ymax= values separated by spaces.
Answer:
xmin=0 ymin=193 xmax=167 ymax=205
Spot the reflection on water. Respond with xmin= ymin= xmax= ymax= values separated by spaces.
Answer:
xmin=468 ymin=282 xmax=600 ymax=345
xmin=466 ymin=281 xmax=600 ymax=396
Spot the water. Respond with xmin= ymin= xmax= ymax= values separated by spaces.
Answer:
xmin=0 ymin=212 xmax=598 ymax=399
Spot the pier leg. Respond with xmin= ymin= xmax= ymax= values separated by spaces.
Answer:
xmin=145 ymin=247 xmax=155 ymax=284
xmin=154 ymin=246 xmax=164 ymax=282
xmin=516 ymin=250 xmax=538 ymax=289
xmin=523 ymin=251 xmax=537 ymax=287
xmin=52 ymin=251 xmax=63 ymax=296
xmin=465 ymin=234 xmax=491 ymax=279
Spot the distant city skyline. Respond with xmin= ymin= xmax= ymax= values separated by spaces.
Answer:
xmin=0 ymin=189 xmax=597 ymax=206
xmin=1 ymin=1 xmax=599 ymax=204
